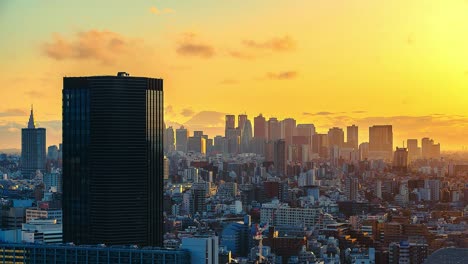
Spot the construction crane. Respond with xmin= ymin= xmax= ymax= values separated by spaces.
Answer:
xmin=253 ymin=223 xmax=269 ymax=263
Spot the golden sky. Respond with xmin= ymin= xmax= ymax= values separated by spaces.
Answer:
xmin=0 ymin=0 xmax=467 ymax=150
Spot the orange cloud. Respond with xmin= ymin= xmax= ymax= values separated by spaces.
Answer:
xmin=180 ymin=108 xmax=195 ymax=117
xmin=228 ymin=50 xmax=255 ymax=60
xmin=243 ymin=35 xmax=296 ymax=52
xmin=0 ymin=109 xmax=27 ymax=117
xmin=42 ymin=30 xmax=136 ymax=64
xmin=176 ymin=33 xmax=215 ymax=58
xmin=266 ymin=71 xmax=298 ymax=80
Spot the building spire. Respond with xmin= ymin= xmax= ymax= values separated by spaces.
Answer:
xmin=27 ymin=105 xmax=36 ymax=129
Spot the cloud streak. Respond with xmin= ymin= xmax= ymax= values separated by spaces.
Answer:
xmin=0 ymin=109 xmax=27 ymax=117
xmin=180 ymin=108 xmax=195 ymax=117
xmin=243 ymin=35 xmax=296 ymax=52
xmin=176 ymin=33 xmax=215 ymax=58
xmin=266 ymin=71 xmax=298 ymax=80
xmin=42 ymin=30 xmax=136 ymax=64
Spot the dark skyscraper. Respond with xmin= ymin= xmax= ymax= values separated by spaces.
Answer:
xmin=347 ymin=124 xmax=359 ymax=150
xmin=327 ymin=127 xmax=344 ymax=148
xmin=225 ymin=115 xmax=235 ymax=136
xmin=176 ymin=126 xmax=188 ymax=152
xmin=237 ymin=114 xmax=247 ymax=131
xmin=369 ymin=125 xmax=393 ymax=160
xmin=62 ymin=72 xmax=164 ymax=246
xmin=274 ymin=139 xmax=286 ymax=177
xmin=254 ymin=114 xmax=267 ymax=139
xmin=21 ymin=106 xmax=46 ymax=178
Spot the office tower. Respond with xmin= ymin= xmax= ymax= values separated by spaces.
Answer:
xmin=47 ymin=145 xmax=59 ymax=161
xmin=274 ymin=139 xmax=286 ymax=177
xmin=254 ymin=114 xmax=267 ymax=139
xmin=238 ymin=114 xmax=247 ymax=131
xmin=368 ymin=125 xmax=393 ymax=160
xmin=164 ymin=126 xmax=175 ymax=153
xmin=296 ymin=124 xmax=315 ymax=145
xmin=407 ymin=139 xmax=419 ymax=161
xmin=241 ymin=119 xmax=253 ymax=153
xmin=347 ymin=125 xmax=358 ymax=150
xmin=0 ymin=243 xmax=191 ymax=263
xmin=206 ymin=138 xmax=214 ymax=154
xmin=268 ymin=118 xmax=281 ymax=141
xmin=393 ymin=147 xmax=408 ymax=172
xmin=359 ymin=142 xmax=369 ymax=160
xmin=43 ymin=172 xmax=62 ymax=193
xmin=421 ymin=138 xmax=432 ymax=159
xmin=225 ymin=115 xmax=235 ymax=135
xmin=226 ymin=128 xmax=240 ymax=154
xmin=188 ymin=136 xmax=206 ymax=154
xmin=63 ymin=72 xmax=163 ymax=246
xmin=345 ymin=177 xmax=359 ymax=201
xmin=327 ymin=127 xmax=344 ymax=148
xmin=281 ymin=118 xmax=296 ymax=146
xmin=193 ymin=131 xmax=204 ymax=137
xmin=312 ymin=134 xmax=329 ymax=158
xmin=376 ymin=180 xmax=382 ymax=199
xmin=181 ymin=235 xmax=219 ymax=264
xmin=214 ymin=136 xmax=226 ymax=153
xmin=424 ymin=179 xmax=440 ymax=201
xmin=421 ymin=138 xmax=440 ymax=159
xmin=21 ymin=107 xmax=46 ymax=179
xmin=176 ymin=126 xmax=189 ymax=152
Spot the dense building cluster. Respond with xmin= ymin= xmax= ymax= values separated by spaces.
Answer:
xmin=0 ymin=73 xmax=467 ymax=263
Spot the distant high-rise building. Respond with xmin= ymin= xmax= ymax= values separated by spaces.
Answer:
xmin=369 ymin=125 xmax=393 ymax=160
xmin=225 ymin=115 xmax=235 ymax=136
xmin=238 ymin=114 xmax=247 ymax=131
xmin=345 ymin=176 xmax=359 ymax=201
xmin=296 ymin=124 xmax=316 ymax=145
xmin=62 ymin=72 xmax=164 ymax=246
xmin=47 ymin=145 xmax=59 ymax=161
xmin=164 ymin=126 xmax=175 ymax=153
xmin=359 ymin=142 xmax=369 ymax=160
xmin=421 ymin=137 xmax=440 ymax=160
xmin=21 ymin=107 xmax=46 ymax=178
xmin=312 ymin=134 xmax=328 ymax=158
xmin=347 ymin=125 xmax=359 ymax=150
xmin=328 ymin=127 xmax=344 ymax=148
xmin=254 ymin=114 xmax=267 ymax=139
xmin=226 ymin=128 xmax=240 ymax=154
xmin=268 ymin=118 xmax=281 ymax=141
xmin=193 ymin=131 xmax=204 ymax=137
xmin=274 ymin=139 xmax=286 ymax=177
xmin=424 ymin=179 xmax=440 ymax=201
xmin=214 ymin=136 xmax=226 ymax=154
xmin=176 ymin=126 xmax=189 ymax=152
xmin=281 ymin=118 xmax=296 ymax=146
xmin=407 ymin=139 xmax=420 ymax=161
xmin=241 ymin=120 xmax=253 ymax=153
xmin=188 ymin=136 xmax=206 ymax=154
xmin=393 ymin=147 xmax=408 ymax=172
xmin=181 ymin=235 xmax=219 ymax=264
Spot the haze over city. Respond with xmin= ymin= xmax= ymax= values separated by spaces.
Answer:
xmin=1 ymin=1 xmax=468 ymax=264
xmin=1 ymin=0 xmax=468 ymax=150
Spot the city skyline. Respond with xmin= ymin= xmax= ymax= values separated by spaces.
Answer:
xmin=0 ymin=1 xmax=468 ymax=150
